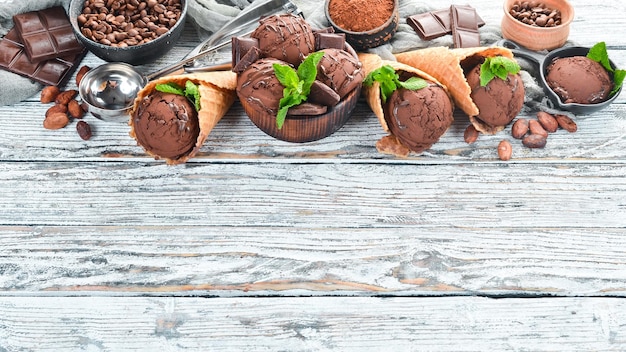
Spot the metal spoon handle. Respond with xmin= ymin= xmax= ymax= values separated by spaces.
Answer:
xmin=145 ymin=40 xmax=231 ymax=81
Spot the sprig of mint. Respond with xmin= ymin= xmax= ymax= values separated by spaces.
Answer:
xmin=587 ymin=41 xmax=625 ymax=97
xmin=273 ymin=51 xmax=325 ymax=129
xmin=155 ymin=81 xmax=201 ymax=111
xmin=479 ymin=56 xmax=521 ymax=87
xmin=363 ymin=65 xmax=428 ymax=103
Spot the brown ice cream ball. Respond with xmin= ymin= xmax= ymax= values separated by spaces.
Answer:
xmin=251 ymin=14 xmax=315 ymax=67
xmin=132 ymin=92 xmax=199 ymax=160
xmin=546 ymin=56 xmax=613 ymax=104
xmin=237 ymin=58 xmax=287 ymax=116
xmin=383 ymin=84 xmax=454 ymax=153
xmin=466 ymin=64 xmax=525 ymax=128
xmin=316 ymin=48 xmax=365 ymax=99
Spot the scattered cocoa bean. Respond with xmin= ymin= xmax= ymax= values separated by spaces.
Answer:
xmin=498 ymin=140 xmax=513 ymax=161
xmin=511 ymin=118 xmax=529 ymax=139
xmin=529 ymin=119 xmax=548 ymax=138
xmin=522 ymin=134 xmax=547 ymax=148
xmin=40 ymin=86 xmax=60 ymax=103
xmin=76 ymin=121 xmax=92 ymax=140
xmin=464 ymin=124 xmax=479 ymax=144
xmin=43 ymin=112 xmax=70 ymax=130
xmin=68 ymin=100 xmax=86 ymax=119
xmin=75 ymin=65 xmax=91 ymax=87
xmin=536 ymin=111 xmax=558 ymax=133
xmin=55 ymin=90 xmax=78 ymax=105
xmin=555 ymin=114 xmax=577 ymax=133
xmin=45 ymin=104 xmax=68 ymax=118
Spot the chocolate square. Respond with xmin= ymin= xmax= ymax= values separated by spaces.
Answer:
xmin=12 ymin=6 xmax=84 ymax=63
xmin=0 ymin=27 xmax=86 ymax=86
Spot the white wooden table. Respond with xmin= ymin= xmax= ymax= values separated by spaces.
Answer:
xmin=1 ymin=0 xmax=625 ymax=350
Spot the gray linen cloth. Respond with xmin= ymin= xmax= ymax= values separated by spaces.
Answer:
xmin=0 ymin=0 xmax=548 ymax=114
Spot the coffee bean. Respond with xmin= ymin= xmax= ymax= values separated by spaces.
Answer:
xmin=509 ymin=1 xmax=561 ymax=27
xmin=79 ymin=0 xmax=182 ymax=47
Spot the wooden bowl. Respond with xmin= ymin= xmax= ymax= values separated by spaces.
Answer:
xmin=501 ymin=0 xmax=574 ymax=51
xmin=242 ymin=84 xmax=361 ymax=143
xmin=325 ymin=0 xmax=399 ymax=51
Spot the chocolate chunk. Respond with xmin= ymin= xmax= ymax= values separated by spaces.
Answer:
xmin=313 ymin=27 xmax=336 ymax=35
xmin=287 ymin=102 xmax=328 ymax=116
xmin=232 ymin=37 xmax=259 ymax=69
xmin=450 ymin=4 xmax=480 ymax=48
xmin=308 ymin=80 xmax=340 ymax=107
xmin=315 ymin=32 xmax=345 ymax=50
xmin=0 ymin=27 xmax=87 ymax=86
xmin=407 ymin=5 xmax=484 ymax=41
xmin=232 ymin=45 xmax=261 ymax=74
xmin=12 ymin=7 xmax=84 ymax=63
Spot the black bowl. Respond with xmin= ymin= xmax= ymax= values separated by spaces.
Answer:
xmin=68 ymin=0 xmax=187 ymax=65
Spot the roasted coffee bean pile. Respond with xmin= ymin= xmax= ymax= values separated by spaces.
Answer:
xmin=509 ymin=1 xmax=562 ymax=27
xmin=78 ymin=0 xmax=183 ymax=47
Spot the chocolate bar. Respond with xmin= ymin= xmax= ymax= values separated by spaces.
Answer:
xmin=0 ymin=27 xmax=86 ymax=86
xmin=408 ymin=5 xmax=484 ymax=41
xmin=450 ymin=5 xmax=480 ymax=48
xmin=12 ymin=6 xmax=84 ymax=63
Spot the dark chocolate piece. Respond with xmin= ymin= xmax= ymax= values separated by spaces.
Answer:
xmin=313 ymin=27 xmax=336 ymax=35
xmin=450 ymin=5 xmax=480 ymax=48
xmin=308 ymin=80 xmax=340 ymax=107
xmin=232 ymin=37 xmax=259 ymax=69
xmin=315 ymin=32 xmax=345 ymax=50
xmin=13 ymin=7 xmax=84 ymax=63
xmin=407 ymin=5 xmax=484 ymax=41
xmin=232 ymin=46 xmax=261 ymax=74
xmin=287 ymin=102 xmax=327 ymax=116
xmin=0 ymin=27 xmax=86 ymax=86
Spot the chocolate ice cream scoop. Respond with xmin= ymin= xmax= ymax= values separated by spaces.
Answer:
xmin=383 ymin=83 xmax=454 ymax=153
xmin=132 ymin=92 xmax=200 ymax=160
xmin=316 ymin=48 xmax=365 ymax=99
xmin=546 ymin=56 xmax=613 ymax=104
xmin=237 ymin=58 xmax=286 ymax=116
xmin=466 ymin=64 xmax=525 ymax=128
xmin=251 ymin=14 xmax=315 ymax=66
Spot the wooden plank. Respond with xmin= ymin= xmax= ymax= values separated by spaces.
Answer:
xmin=0 ymin=226 xmax=624 ymax=295
xmin=0 ymin=296 xmax=624 ymax=351
xmin=0 ymin=162 xmax=625 ymax=228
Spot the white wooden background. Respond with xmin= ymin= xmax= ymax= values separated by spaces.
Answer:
xmin=1 ymin=0 xmax=626 ymax=350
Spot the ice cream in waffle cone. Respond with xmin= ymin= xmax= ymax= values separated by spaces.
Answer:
xmin=129 ymin=71 xmax=237 ymax=165
xmin=359 ymin=53 xmax=454 ymax=157
xmin=395 ymin=46 xmax=523 ymax=134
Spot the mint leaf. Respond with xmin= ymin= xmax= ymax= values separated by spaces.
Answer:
xmin=298 ymin=51 xmax=324 ymax=96
xmin=587 ymin=42 xmax=625 ymax=96
xmin=611 ymin=69 xmax=625 ymax=96
xmin=479 ymin=56 xmax=520 ymax=87
xmin=364 ymin=65 xmax=427 ymax=103
xmin=272 ymin=52 xmax=325 ymax=129
xmin=155 ymin=82 xmax=185 ymax=96
xmin=155 ymin=81 xmax=202 ymax=111
xmin=587 ymin=42 xmax=612 ymax=72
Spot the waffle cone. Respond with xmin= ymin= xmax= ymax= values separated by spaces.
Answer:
xmin=358 ymin=53 xmax=452 ymax=157
xmin=395 ymin=46 xmax=515 ymax=134
xmin=129 ymin=71 xmax=237 ymax=164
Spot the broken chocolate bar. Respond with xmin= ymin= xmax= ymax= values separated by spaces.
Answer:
xmin=450 ymin=5 xmax=480 ymax=48
xmin=12 ymin=6 xmax=84 ymax=63
xmin=0 ymin=27 xmax=86 ymax=86
xmin=407 ymin=5 xmax=484 ymax=41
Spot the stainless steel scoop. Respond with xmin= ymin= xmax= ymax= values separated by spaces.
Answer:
xmin=79 ymin=0 xmax=302 ymax=122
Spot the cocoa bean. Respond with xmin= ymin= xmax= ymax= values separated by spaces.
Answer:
xmin=529 ymin=119 xmax=548 ymax=138
xmin=55 ymin=90 xmax=78 ymax=105
xmin=40 ymin=86 xmax=60 ymax=103
xmin=511 ymin=118 xmax=529 ymax=139
xmin=464 ymin=124 xmax=479 ymax=144
xmin=76 ymin=121 xmax=93 ymax=140
xmin=536 ymin=111 xmax=558 ymax=133
xmin=498 ymin=140 xmax=513 ymax=161
xmin=522 ymin=134 xmax=547 ymax=148
xmin=555 ymin=114 xmax=577 ymax=133
xmin=43 ymin=112 xmax=70 ymax=130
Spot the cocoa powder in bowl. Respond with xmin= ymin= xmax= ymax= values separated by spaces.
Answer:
xmin=328 ymin=0 xmax=394 ymax=32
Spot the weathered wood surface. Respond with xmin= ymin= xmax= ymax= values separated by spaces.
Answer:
xmin=1 ymin=0 xmax=626 ymax=350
